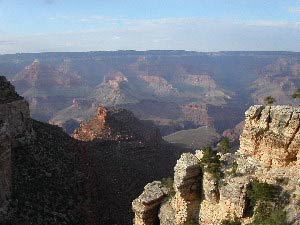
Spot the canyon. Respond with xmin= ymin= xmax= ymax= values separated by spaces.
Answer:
xmin=3 ymin=51 xmax=300 ymax=142
xmin=1 ymin=51 xmax=300 ymax=224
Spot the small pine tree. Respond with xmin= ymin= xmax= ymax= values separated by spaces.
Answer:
xmin=219 ymin=138 xmax=230 ymax=154
xmin=264 ymin=96 xmax=276 ymax=105
xmin=200 ymin=147 xmax=222 ymax=180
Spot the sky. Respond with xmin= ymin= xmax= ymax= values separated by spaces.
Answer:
xmin=0 ymin=0 xmax=300 ymax=53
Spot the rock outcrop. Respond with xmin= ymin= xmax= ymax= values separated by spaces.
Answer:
xmin=132 ymin=181 xmax=168 ymax=225
xmin=133 ymin=153 xmax=201 ymax=225
xmin=240 ymin=105 xmax=300 ymax=168
xmin=170 ymin=153 xmax=201 ymax=224
xmin=133 ymin=105 xmax=300 ymax=225
xmin=73 ymin=106 xmax=162 ymax=143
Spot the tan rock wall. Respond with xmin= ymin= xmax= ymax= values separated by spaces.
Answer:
xmin=172 ymin=153 xmax=202 ymax=225
xmin=239 ymin=105 xmax=300 ymax=168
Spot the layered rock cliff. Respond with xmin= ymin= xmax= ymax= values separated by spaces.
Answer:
xmin=133 ymin=105 xmax=300 ymax=225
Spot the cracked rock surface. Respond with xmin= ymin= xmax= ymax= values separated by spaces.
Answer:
xmin=239 ymin=105 xmax=300 ymax=168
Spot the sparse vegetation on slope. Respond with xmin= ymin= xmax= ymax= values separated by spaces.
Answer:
xmin=161 ymin=177 xmax=175 ymax=197
xmin=251 ymin=203 xmax=288 ymax=225
xmin=199 ymin=147 xmax=223 ymax=181
xmin=245 ymin=180 xmax=289 ymax=225
xmin=221 ymin=216 xmax=241 ymax=225
xmin=247 ymin=180 xmax=278 ymax=209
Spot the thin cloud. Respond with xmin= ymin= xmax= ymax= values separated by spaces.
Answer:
xmin=0 ymin=40 xmax=16 ymax=46
xmin=112 ymin=36 xmax=121 ymax=40
xmin=48 ymin=15 xmax=127 ymax=24
xmin=288 ymin=7 xmax=300 ymax=14
xmin=2 ymin=18 xmax=300 ymax=54
xmin=47 ymin=16 xmax=300 ymax=29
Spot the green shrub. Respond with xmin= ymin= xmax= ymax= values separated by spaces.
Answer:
xmin=264 ymin=96 xmax=276 ymax=105
xmin=245 ymin=180 xmax=289 ymax=225
xmin=221 ymin=216 xmax=241 ymax=225
xmin=161 ymin=177 xmax=175 ymax=197
xmin=199 ymin=147 xmax=223 ymax=181
xmin=229 ymin=161 xmax=238 ymax=176
xmin=219 ymin=138 xmax=230 ymax=153
xmin=247 ymin=180 xmax=278 ymax=208
xmin=251 ymin=202 xmax=288 ymax=225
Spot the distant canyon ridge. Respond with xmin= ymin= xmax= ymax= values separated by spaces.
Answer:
xmin=1 ymin=50 xmax=300 ymax=139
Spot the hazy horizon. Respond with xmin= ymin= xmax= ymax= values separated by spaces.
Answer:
xmin=2 ymin=49 xmax=300 ymax=56
xmin=1 ymin=0 xmax=300 ymax=54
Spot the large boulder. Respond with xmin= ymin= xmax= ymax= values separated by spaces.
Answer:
xmin=132 ymin=181 xmax=168 ymax=225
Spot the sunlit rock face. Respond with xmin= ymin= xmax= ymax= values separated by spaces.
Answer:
xmin=239 ymin=105 xmax=300 ymax=168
